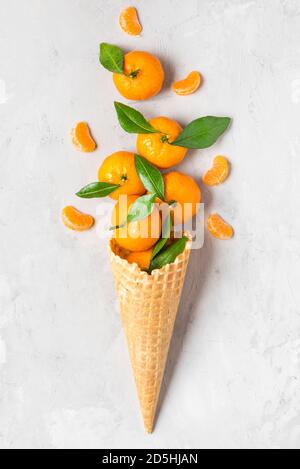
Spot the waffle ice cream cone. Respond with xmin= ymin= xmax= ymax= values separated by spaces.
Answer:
xmin=109 ymin=235 xmax=192 ymax=433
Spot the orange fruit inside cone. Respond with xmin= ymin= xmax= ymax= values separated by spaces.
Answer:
xmin=62 ymin=206 xmax=94 ymax=231
xmin=207 ymin=213 xmax=234 ymax=240
xmin=98 ymin=151 xmax=145 ymax=200
xmin=172 ymin=71 xmax=202 ymax=96
xmin=113 ymin=51 xmax=164 ymax=101
xmin=112 ymin=195 xmax=161 ymax=252
xmin=119 ymin=7 xmax=142 ymax=36
xmin=136 ymin=117 xmax=187 ymax=169
xmin=71 ymin=122 xmax=96 ymax=152
xmin=126 ymin=249 xmax=152 ymax=271
xmin=202 ymin=156 xmax=230 ymax=186
xmin=163 ymin=172 xmax=201 ymax=224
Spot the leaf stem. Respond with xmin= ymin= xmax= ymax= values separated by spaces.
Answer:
xmin=109 ymin=222 xmax=126 ymax=231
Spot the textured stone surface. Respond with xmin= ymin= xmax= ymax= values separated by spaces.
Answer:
xmin=1 ymin=0 xmax=300 ymax=449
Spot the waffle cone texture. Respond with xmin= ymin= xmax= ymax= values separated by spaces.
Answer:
xmin=109 ymin=235 xmax=192 ymax=433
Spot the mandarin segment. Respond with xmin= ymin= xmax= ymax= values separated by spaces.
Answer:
xmin=126 ymin=249 xmax=152 ymax=271
xmin=119 ymin=7 xmax=142 ymax=36
xmin=207 ymin=213 xmax=234 ymax=240
xmin=172 ymin=71 xmax=202 ymax=96
xmin=113 ymin=51 xmax=164 ymax=100
xmin=71 ymin=122 xmax=96 ymax=153
xmin=62 ymin=206 xmax=94 ymax=231
xmin=112 ymin=195 xmax=161 ymax=252
xmin=98 ymin=151 xmax=145 ymax=200
xmin=136 ymin=116 xmax=187 ymax=169
xmin=202 ymin=156 xmax=230 ymax=186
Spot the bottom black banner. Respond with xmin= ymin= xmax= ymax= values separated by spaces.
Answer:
xmin=4 ymin=449 xmax=201 ymax=464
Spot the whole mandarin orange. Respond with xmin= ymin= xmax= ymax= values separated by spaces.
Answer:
xmin=163 ymin=172 xmax=201 ymax=224
xmin=113 ymin=51 xmax=164 ymax=100
xmin=112 ymin=195 xmax=161 ymax=252
xmin=126 ymin=249 xmax=152 ymax=271
xmin=98 ymin=151 xmax=145 ymax=200
xmin=136 ymin=116 xmax=187 ymax=169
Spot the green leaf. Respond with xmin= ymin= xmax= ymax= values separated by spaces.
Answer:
xmin=149 ymin=236 xmax=188 ymax=272
xmin=172 ymin=116 xmax=231 ymax=149
xmin=114 ymin=102 xmax=158 ymax=134
xmin=109 ymin=222 xmax=126 ymax=231
xmin=127 ymin=194 xmax=156 ymax=224
xmin=76 ymin=181 xmax=120 ymax=198
xmin=99 ymin=43 xmax=124 ymax=74
xmin=151 ymin=213 xmax=172 ymax=260
xmin=134 ymin=154 xmax=164 ymax=201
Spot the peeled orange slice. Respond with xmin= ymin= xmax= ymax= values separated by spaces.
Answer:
xmin=71 ymin=122 xmax=96 ymax=153
xmin=62 ymin=206 xmax=94 ymax=231
xmin=202 ymin=156 xmax=230 ymax=186
xmin=119 ymin=7 xmax=142 ymax=36
xmin=172 ymin=71 xmax=202 ymax=96
xmin=207 ymin=214 xmax=234 ymax=240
